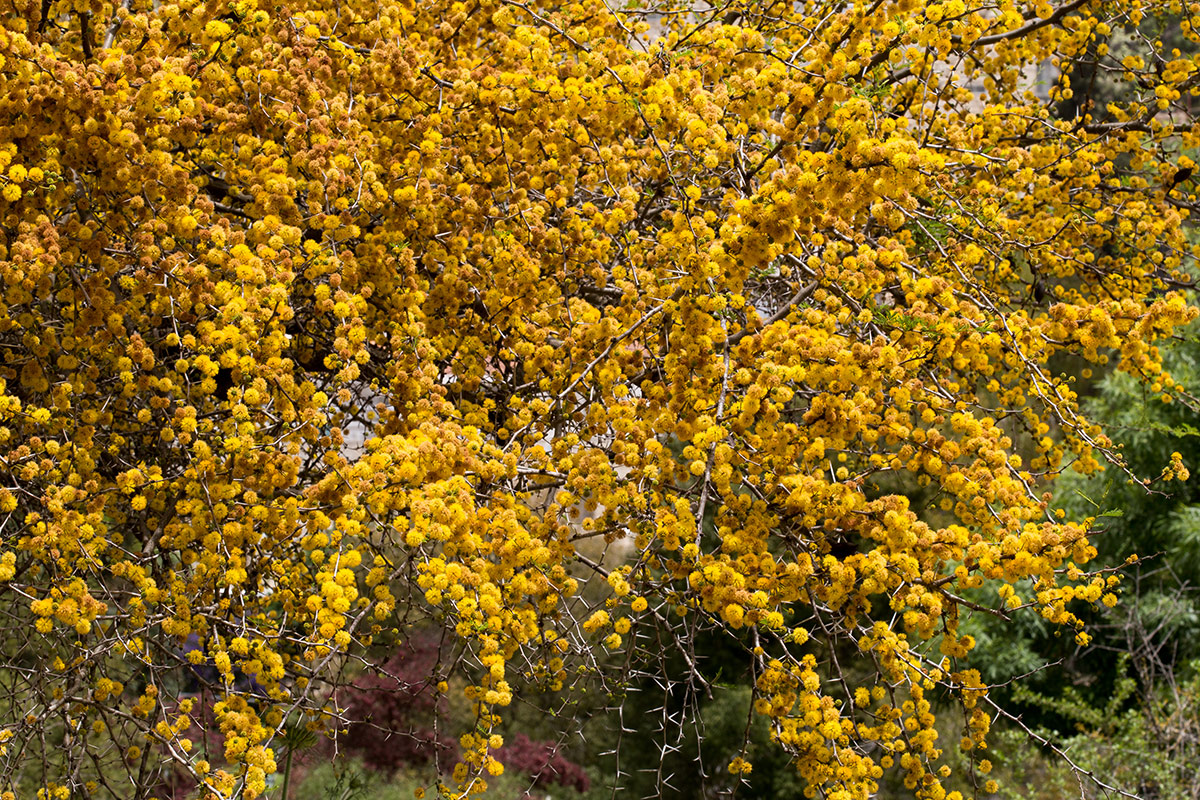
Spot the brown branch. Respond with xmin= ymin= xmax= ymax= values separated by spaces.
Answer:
xmin=726 ymin=280 xmax=818 ymax=347
xmin=36 ymin=0 xmax=52 ymax=33
xmin=954 ymin=0 xmax=1093 ymax=49
xmin=80 ymin=12 xmax=93 ymax=60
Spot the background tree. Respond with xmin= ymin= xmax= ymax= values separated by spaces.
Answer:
xmin=0 ymin=1 xmax=1197 ymax=799
xmin=957 ymin=327 xmax=1200 ymax=799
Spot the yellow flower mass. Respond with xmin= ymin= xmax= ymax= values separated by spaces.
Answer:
xmin=0 ymin=0 xmax=1196 ymax=798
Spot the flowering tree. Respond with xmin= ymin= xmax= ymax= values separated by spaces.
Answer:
xmin=0 ymin=0 xmax=1196 ymax=798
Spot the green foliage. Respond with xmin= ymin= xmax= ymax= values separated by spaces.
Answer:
xmin=953 ymin=325 xmax=1200 ymax=797
xmin=295 ymin=759 xmax=590 ymax=800
xmin=950 ymin=661 xmax=1200 ymax=800
xmin=695 ymin=685 xmax=806 ymax=800
xmin=1057 ymin=334 xmax=1200 ymax=641
xmin=1009 ymin=653 xmax=1138 ymax=732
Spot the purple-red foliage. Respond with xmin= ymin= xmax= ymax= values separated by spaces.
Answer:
xmin=496 ymin=733 xmax=590 ymax=794
xmin=336 ymin=636 xmax=588 ymax=793
xmin=337 ymin=635 xmax=458 ymax=773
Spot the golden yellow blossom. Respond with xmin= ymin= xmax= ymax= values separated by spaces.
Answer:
xmin=0 ymin=0 xmax=1194 ymax=797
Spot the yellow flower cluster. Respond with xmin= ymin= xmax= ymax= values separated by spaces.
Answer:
xmin=0 ymin=0 xmax=1195 ymax=797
